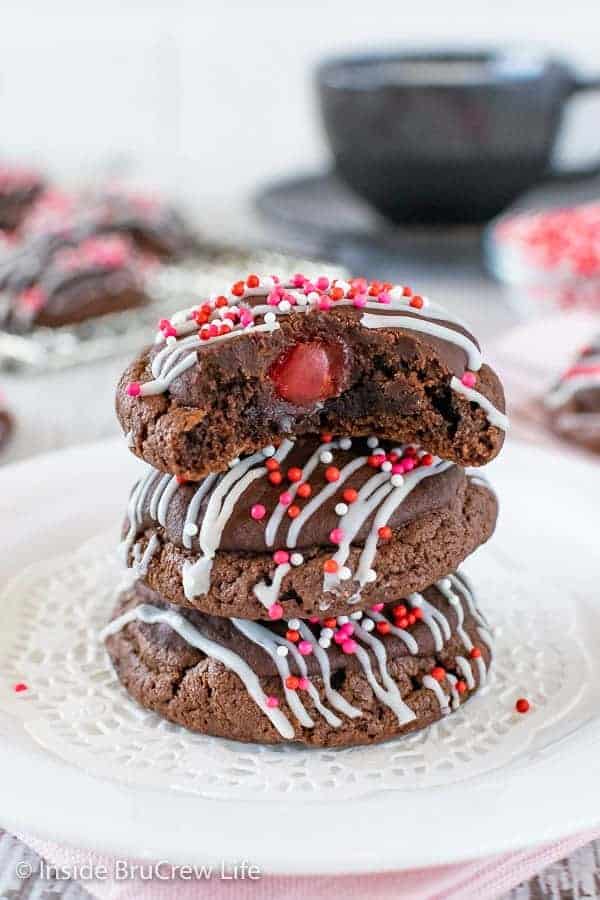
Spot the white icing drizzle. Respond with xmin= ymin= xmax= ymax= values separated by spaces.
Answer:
xmin=407 ymin=591 xmax=450 ymax=652
xmin=450 ymin=376 xmax=509 ymax=431
xmin=368 ymin=612 xmax=419 ymax=654
xmin=131 ymin=533 xmax=160 ymax=576
xmin=545 ymin=371 xmax=600 ymax=409
xmin=361 ymin=312 xmax=483 ymax=371
xmin=100 ymin=604 xmax=295 ymax=739
xmin=350 ymin=622 xmax=416 ymax=724
xmin=446 ymin=672 xmax=461 ymax=711
xmin=182 ymin=474 xmax=218 ymax=549
xmin=422 ymin=675 xmax=450 ymax=715
xmin=253 ymin=563 xmax=291 ymax=609
xmin=295 ymin=621 xmax=362 ymax=720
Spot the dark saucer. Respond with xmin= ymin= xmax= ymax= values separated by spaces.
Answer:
xmin=255 ymin=170 xmax=485 ymax=279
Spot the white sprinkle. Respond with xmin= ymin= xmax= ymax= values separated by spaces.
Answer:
xmin=391 ymin=474 xmax=404 ymax=487
xmin=296 ymin=295 xmax=308 ymax=306
xmin=420 ymin=296 xmax=430 ymax=308
xmin=166 ymin=335 xmax=177 ymax=346
xmin=279 ymin=299 xmax=291 ymax=313
xmin=337 ymin=615 xmax=349 ymax=625
xmin=288 ymin=618 xmax=301 ymax=630
xmin=390 ymin=286 xmax=405 ymax=301
xmin=381 ymin=461 xmax=392 ymax=472
xmin=439 ymin=577 xmax=452 ymax=591
xmin=411 ymin=595 xmax=423 ymax=608
xmin=350 ymin=610 xmax=364 ymax=620
xmin=307 ymin=291 xmax=320 ymax=304
xmin=362 ymin=618 xmax=375 ymax=632
xmin=183 ymin=523 xmax=198 ymax=537
xmin=320 ymin=450 xmax=333 ymax=464
xmin=338 ymin=566 xmax=352 ymax=581
xmin=264 ymin=312 xmax=277 ymax=325
xmin=365 ymin=569 xmax=377 ymax=583
xmin=319 ymin=638 xmax=331 ymax=649
xmin=372 ymin=447 xmax=386 ymax=456
xmin=367 ymin=436 xmax=379 ymax=448
xmin=339 ymin=437 xmax=352 ymax=450
xmin=290 ymin=552 xmax=304 ymax=567
xmin=335 ymin=502 xmax=348 ymax=516
xmin=321 ymin=627 xmax=334 ymax=639
xmin=276 ymin=645 xmax=289 ymax=657
xmin=262 ymin=445 xmax=276 ymax=457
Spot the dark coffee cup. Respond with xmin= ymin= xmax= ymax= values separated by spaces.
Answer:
xmin=316 ymin=49 xmax=600 ymax=224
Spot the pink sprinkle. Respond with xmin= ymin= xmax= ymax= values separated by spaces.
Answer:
xmin=318 ymin=298 xmax=332 ymax=311
xmin=391 ymin=462 xmax=405 ymax=475
xmin=341 ymin=622 xmax=354 ymax=636
xmin=378 ymin=291 xmax=392 ymax=304
xmin=402 ymin=458 xmax=416 ymax=472
xmin=333 ymin=630 xmax=346 ymax=645
xmin=316 ymin=276 xmax=330 ymax=291
xmin=126 ymin=382 xmax=141 ymax=397
xmin=250 ymin=503 xmax=266 ymax=521
xmin=461 ymin=372 xmax=477 ymax=388
xmin=268 ymin=603 xmax=283 ymax=620
xmin=279 ymin=491 xmax=293 ymax=506
xmin=298 ymin=676 xmax=310 ymax=690
xmin=298 ymin=640 xmax=313 ymax=656
xmin=303 ymin=281 xmax=316 ymax=295
xmin=353 ymin=295 xmax=367 ymax=308
xmin=273 ymin=550 xmax=290 ymax=565
xmin=342 ymin=639 xmax=358 ymax=654
xmin=266 ymin=695 xmax=279 ymax=708
xmin=309 ymin=616 xmax=319 ymax=623
xmin=329 ymin=527 xmax=345 ymax=544
xmin=371 ymin=603 xmax=384 ymax=613
xmin=292 ymin=273 xmax=306 ymax=287
xmin=240 ymin=310 xmax=254 ymax=326
xmin=267 ymin=291 xmax=280 ymax=306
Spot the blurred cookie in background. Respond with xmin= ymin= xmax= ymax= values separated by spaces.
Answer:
xmin=545 ymin=336 xmax=600 ymax=454
xmin=2 ymin=234 xmax=150 ymax=330
xmin=0 ymin=391 xmax=14 ymax=454
xmin=0 ymin=163 xmax=45 ymax=232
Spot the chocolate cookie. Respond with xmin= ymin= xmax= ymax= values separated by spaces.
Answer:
xmin=116 ymin=274 xmax=507 ymax=478
xmin=0 ymin=406 xmax=13 ymax=453
xmin=2 ymin=235 xmax=149 ymax=329
xmin=545 ymin=336 xmax=600 ymax=453
xmin=121 ymin=436 xmax=497 ymax=620
xmin=103 ymin=573 xmax=492 ymax=747
xmin=0 ymin=164 xmax=44 ymax=230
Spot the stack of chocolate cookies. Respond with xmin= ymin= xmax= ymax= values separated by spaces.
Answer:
xmin=104 ymin=273 xmax=507 ymax=748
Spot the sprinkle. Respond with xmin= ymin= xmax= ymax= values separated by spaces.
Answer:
xmin=321 ymin=628 xmax=334 ymax=639
xmin=439 ymin=577 xmax=452 ymax=591
xmin=350 ymin=610 xmax=363 ymax=620
xmin=287 ymin=467 xmax=303 ymax=483
xmin=246 ymin=274 xmax=260 ymax=288
xmin=298 ymin=677 xmax=310 ymax=690
xmin=279 ymin=491 xmax=293 ymax=506
xmin=323 ymin=559 xmax=339 ymax=574
xmin=290 ymin=552 xmax=304 ymax=566
xmin=126 ymin=382 xmax=141 ymax=397
xmin=431 ymin=667 xmax=446 ymax=682
xmin=316 ymin=276 xmax=330 ymax=290
xmin=456 ymin=680 xmax=467 ymax=694
xmin=516 ymin=698 xmax=530 ymax=714
xmin=276 ymin=645 xmax=289 ymax=657
xmin=378 ymin=526 xmax=392 ymax=540
xmin=391 ymin=474 xmax=404 ymax=487
xmin=273 ymin=550 xmax=290 ymax=565
xmin=335 ymin=503 xmax=349 ymax=516
xmin=286 ymin=675 xmax=299 ymax=690
xmin=337 ymin=615 xmax=349 ymax=625
xmin=279 ymin=300 xmax=292 ymax=313
xmin=362 ymin=618 xmax=375 ymax=632
xmin=268 ymin=471 xmax=283 ymax=486
xmin=297 ymin=482 xmax=312 ymax=498
xmin=343 ymin=488 xmax=358 ymax=504
xmin=265 ymin=458 xmax=280 ymax=471
xmin=380 ymin=461 xmax=392 ymax=472
xmin=325 ymin=466 xmax=340 ymax=482
xmin=320 ymin=450 xmax=334 ymax=464
xmin=367 ymin=436 xmax=379 ymax=448
xmin=318 ymin=298 xmax=332 ymax=311
xmin=13 ymin=683 xmax=28 ymax=693
xmin=409 ymin=295 xmax=424 ymax=309
xmin=309 ymin=616 xmax=319 ymax=623
xmin=339 ymin=437 xmax=352 ymax=450
xmin=470 ymin=647 xmax=482 ymax=659
xmin=420 ymin=454 xmax=434 ymax=467
xmin=329 ymin=527 xmax=345 ymax=544
xmin=338 ymin=566 xmax=352 ymax=580
xmin=287 ymin=504 xmax=300 ymax=518
xmin=342 ymin=639 xmax=358 ymax=654
xmin=323 ymin=618 xmax=337 ymax=629
xmin=266 ymin=695 xmax=279 ymax=708
xmin=264 ymin=312 xmax=277 ymax=325
xmin=371 ymin=603 xmax=384 ymax=612
xmin=288 ymin=618 xmax=301 ymax=630
xmin=365 ymin=569 xmax=377 ymax=583
xmin=262 ymin=445 xmax=276 ymax=457
xmin=183 ymin=522 xmax=199 ymax=536
xmin=298 ymin=640 xmax=313 ymax=656
xmin=251 ymin=503 xmax=266 ymax=521
xmin=268 ymin=603 xmax=283 ymax=620
xmin=321 ymin=433 xmax=333 ymax=443
xmin=376 ymin=621 xmax=390 ymax=635
xmin=319 ymin=637 xmax=331 ymax=648
xmin=461 ymin=372 xmax=477 ymax=388
xmin=286 ymin=629 xmax=300 ymax=642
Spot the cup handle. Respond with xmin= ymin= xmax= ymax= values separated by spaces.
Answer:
xmin=546 ymin=75 xmax=600 ymax=182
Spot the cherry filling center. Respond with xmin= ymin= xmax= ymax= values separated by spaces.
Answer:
xmin=269 ymin=341 xmax=346 ymax=405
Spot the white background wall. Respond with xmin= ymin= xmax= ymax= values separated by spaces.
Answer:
xmin=2 ymin=0 xmax=600 ymax=208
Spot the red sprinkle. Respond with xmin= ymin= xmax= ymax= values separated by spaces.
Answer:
xmin=297 ymin=482 xmax=312 ymax=498
xmin=323 ymin=618 xmax=337 ymax=629
xmin=325 ymin=466 xmax=340 ymax=483
xmin=321 ymin=433 xmax=333 ymax=443
xmin=456 ymin=680 xmax=467 ymax=694
xmin=287 ymin=504 xmax=301 ymax=518
xmin=231 ymin=280 xmax=245 ymax=297
xmin=287 ymin=467 xmax=303 ymax=483
xmin=13 ymin=683 xmax=28 ymax=693
xmin=286 ymin=630 xmax=300 ymax=643
xmin=378 ymin=526 xmax=392 ymax=540
xmin=409 ymin=295 xmax=424 ymax=309
xmin=431 ymin=667 xmax=446 ymax=682
xmin=323 ymin=559 xmax=339 ymax=574
xmin=268 ymin=471 xmax=283 ymax=486
xmin=470 ymin=647 xmax=482 ymax=659
xmin=265 ymin=458 xmax=280 ymax=472
xmin=343 ymin=488 xmax=358 ymax=504
xmin=420 ymin=454 xmax=434 ymax=467
xmin=516 ymin=698 xmax=530 ymax=714
xmin=376 ymin=621 xmax=391 ymax=635
xmin=246 ymin=274 xmax=260 ymax=288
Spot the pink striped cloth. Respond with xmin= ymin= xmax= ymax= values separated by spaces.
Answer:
xmin=14 ymin=312 xmax=600 ymax=898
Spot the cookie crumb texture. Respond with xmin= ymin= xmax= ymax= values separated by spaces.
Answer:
xmin=546 ymin=335 xmax=600 ymax=454
xmin=106 ymin=576 xmax=491 ymax=747
xmin=116 ymin=277 xmax=506 ymax=478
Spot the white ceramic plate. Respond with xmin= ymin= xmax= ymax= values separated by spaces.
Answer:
xmin=0 ymin=438 xmax=599 ymax=874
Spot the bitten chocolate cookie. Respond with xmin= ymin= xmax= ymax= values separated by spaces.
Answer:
xmin=2 ymin=235 xmax=149 ymax=329
xmin=545 ymin=336 xmax=600 ymax=453
xmin=103 ymin=573 xmax=492 ymax=747
xmin=121 ymin=436 xmax=497 ymax=620
xmin=116 ymin=273 xmax=507 ymax=479
xmin=0 ymin=164 xmax=44 ymax=230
